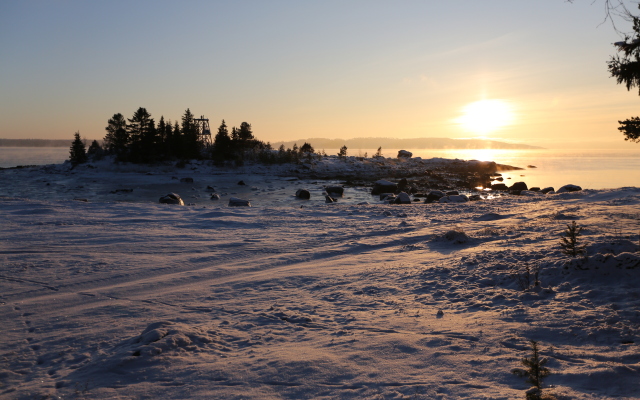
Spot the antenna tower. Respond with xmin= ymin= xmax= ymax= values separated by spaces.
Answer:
xmin=194 ymin=115 xmax=212 ymax=147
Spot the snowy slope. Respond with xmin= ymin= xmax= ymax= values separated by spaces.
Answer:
xmin=0 ymin=163 xmax=639 ymax=399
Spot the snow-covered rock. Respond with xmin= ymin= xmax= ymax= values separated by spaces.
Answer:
xmin=159 ymin=193 xmax=184 ymax=205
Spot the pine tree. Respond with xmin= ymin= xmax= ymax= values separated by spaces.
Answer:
xmin=238 ymin=122 xmax=254 ymax=142
xmin=608 ymin=4 xmax=640 ymax=142
xmin=69 ymin=131 xmax=88 ymax=166
xmin=338 ymin=145 xmax=348 ymax=158
xmin=180 ymin=108 xmax=201 ymax=159
xmin=213 ymin=119 xmax=232 ymax=159
xmin=560 ymin=221 xmax=586 ymax=257
xmin=87 ymin=140 xmax=102 ymax=158
xmin=104 ymin=113 xmax=129 ymax=159
xmin=300 ymin=142 xmax=315 ymax=154
xmin=512 ymin=340 xmax=551 ymax=400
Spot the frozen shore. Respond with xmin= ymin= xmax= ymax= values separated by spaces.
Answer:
xmin=0 ymin=157 xmax=639 ymax=399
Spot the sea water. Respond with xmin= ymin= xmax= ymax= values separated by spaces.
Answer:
xmin=330 ymin=148 xmax=640 ymax=191
xmin=1 ymin=147 xmax=638 ymax=190
xmin=0 ymin=147 xmax=70 ymax=168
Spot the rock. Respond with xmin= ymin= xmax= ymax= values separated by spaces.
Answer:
xmin=325 ymin=186 xmax=344 ymax=197
xmin=393 ymin=192 xmax=412 ymax=204
xmin=467 ymin=160 xmax=498 ymax=174
xmin=557 ymin=184 xmax=582 ymax=193
xmin=436 ymin=310 xmax=444 ymax=317
xmin=228 ymin=197 xmax=251 ymax=207
xmin=529 ymin=187 xmax=540 ymax=191
xmin=110 ymin=188 xmax=133 ymax=194
xmin=495 ymin=177 xmax=504 ymax=182
xmin=382 ymin=195 xmax=396 ymax=203
xmin=491 ymin=183 xmax=508 ymax=191
xmin=468 ymin=194 xmax=482 ymax=201
xmin=210 ymin=194 xmax=220 ymax=200
xmin=295 ymin=189 xmax=311 ymax=199
xmin=445 ymin=190 xmax=459 ymax=196
xmin=371 ymin=180 xmax=397 ymax=195
xmin=509 ymin=181 xmax=528 ymax=191
xmin=237 ymin=180 xmax=246 ymax=185
xmin=159 ymin=193 xmax=184 ymax=205
xmin=205 ymin=185 xmax=216 ymax=192
xmin=425 ymin=190 xmax=446 ymax=203
xmin=379 ymin=193 xmax=395 ymax=201
xmin=397 ymin=150 xmax=413 ymax=158
xmin=527 ymin=165 xmax=537 ymax=168
xmin=180 ymin=177 xmax=194 ymax=183
xmin=540 ymin=187 xmax=555 ymax=194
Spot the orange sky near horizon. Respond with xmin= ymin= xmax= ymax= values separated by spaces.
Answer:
xmin=1 ymin=1 xmax=639 ymax=150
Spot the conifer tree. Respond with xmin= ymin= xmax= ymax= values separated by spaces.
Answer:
xmin=608 ymin=4 xmax=640 ymax=142
xmin=87 ymin=140 xmax=102 ymax=158
xmin=180 ymin=108 xmax=201 ymax=159
xmin=69 ymin=131 xmax=88 ymax=166
xmin=560 ymin=221 xmax=586 ymax=257
xmin=126 ymin=107 xmax=157 ymax=163
xmin=104 ymin=113 xmax=129 ymax=159
xmin=213 ymin=119 xmax=232 ymax=158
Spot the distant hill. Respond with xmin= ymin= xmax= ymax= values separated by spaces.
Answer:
xmin=270 ymin=137 xmax=543 ymax=150
xmin=0 ymin=139 xmax=71 ymax=147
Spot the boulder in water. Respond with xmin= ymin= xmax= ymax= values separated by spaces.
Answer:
xmin=228 ymin=197 xmax=251 ymax=207
xmin=295 ymin=189 xmax=311 ymax=200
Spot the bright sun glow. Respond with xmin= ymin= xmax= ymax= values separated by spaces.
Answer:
xmin=456 ymin=99 xmax=514 ymax=134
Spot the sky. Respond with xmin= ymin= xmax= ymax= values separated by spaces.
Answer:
xmin=1 ymin=0 xmax=640 ymax=149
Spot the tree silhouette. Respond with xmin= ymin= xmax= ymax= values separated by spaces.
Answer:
xmin=180 ymin=108 xmax=201 ymax=159
xmin=69 ymin=131 xmax=88 ymax=166
xmin=104 ymin=113 xmax=129 ymax=160
xmin=126 ymin=107 xmax=159 ymax=163
xmin=608 ymin=4 xmax=640 ymax=142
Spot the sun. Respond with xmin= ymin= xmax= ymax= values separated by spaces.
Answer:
xmin=455 ymin=99 xmax=514 ymax=135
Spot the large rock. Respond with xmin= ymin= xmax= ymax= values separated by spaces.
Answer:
xmin=371 ymin=180 xmax=397 ymax=195
xmin=180 ymin=177 xmax=194 ymax=183
xmin=540 ymin=187 xmax=555 ymax=194
xmin=295 ymin=189 xmax=311 ymax=200
xmin=439 ymin=195 xmax=468 ymax=203
xmin=509 ymin=182 xmax=528 ymax=191
xmin=467 ymin=160 xmax=499 ymax=174
xmin=379 ymin=193 xmax=395 ymax=201
xmin=397 ymin=150 xmax=413 ymax=158
xmin=159 ymin=193 xmax=184 ymax=205
xmin=325 ymin=186 xmax=344 ymax=197
xmin=425 ymin=190 xmax=446 ymax=203
xmin=557 ymin=184 xmax=582 ymax=193
xmin=491 ymin=183 xmax=508 ymax=191
xmin=393 ymin=192 xmax=412 ymax=204
xmin=228 ymin=197 xmax=251 ymax=207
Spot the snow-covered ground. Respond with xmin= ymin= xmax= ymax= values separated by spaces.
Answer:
xmin=1 ymin=159 xmax=639 ymax=399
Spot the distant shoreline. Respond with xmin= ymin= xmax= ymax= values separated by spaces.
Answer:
xmin=271 ymin=137 xmax=543 ymax=150
xmin=0 ymin=139 xmax=71 ymax=147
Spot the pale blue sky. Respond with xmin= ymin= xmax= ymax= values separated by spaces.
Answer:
xmin=1 ymin=1 xmax=638 ymax=148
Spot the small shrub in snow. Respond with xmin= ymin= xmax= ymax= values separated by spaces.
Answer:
xmin=510 ymin=263 xmax=540 ymax=291
xmin=512 ymin=340 xmax=551 ymax=400
xmin=560 ymin=221 xmax=586 ymax=258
